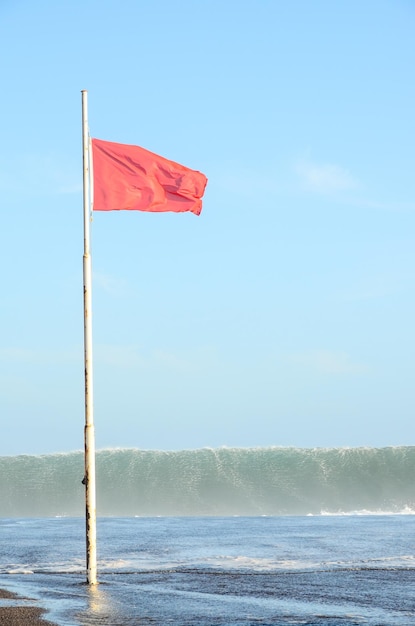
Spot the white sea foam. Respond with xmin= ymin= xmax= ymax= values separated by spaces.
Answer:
xmin=319 ymin=507 xmax=415 ymax=516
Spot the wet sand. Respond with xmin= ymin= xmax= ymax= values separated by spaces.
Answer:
xmin=0 ymin=589 xmax=56 ymax=626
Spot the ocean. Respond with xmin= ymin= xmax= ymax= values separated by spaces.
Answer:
xmin=0 ymin=447 xmax=414 ymax=625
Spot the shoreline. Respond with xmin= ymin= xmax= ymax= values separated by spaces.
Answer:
xmin=0 ymin=589 xmax=57 ymax=626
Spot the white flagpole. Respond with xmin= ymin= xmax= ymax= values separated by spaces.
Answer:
xmin=81 ymin=89 xmax=97 ymax=585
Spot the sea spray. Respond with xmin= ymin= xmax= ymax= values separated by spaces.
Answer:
xmin=0 ymin=446 xmax=414 ymax=517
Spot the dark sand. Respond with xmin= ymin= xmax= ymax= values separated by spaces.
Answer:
xmin=0 ymin=589 xmax=57 ymax=626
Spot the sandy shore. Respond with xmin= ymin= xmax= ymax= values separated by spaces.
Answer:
xmin=0 ymin=589 xmax=57 ymax=626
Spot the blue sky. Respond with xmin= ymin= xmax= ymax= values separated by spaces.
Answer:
xmin=0 ymin=0 xmax=414 ymax=455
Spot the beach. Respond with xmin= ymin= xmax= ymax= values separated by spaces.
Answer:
xmin=0 ymin=589 xmax=55 ymax=626
xmin=0 ymin=516 xmax=414 ymax=625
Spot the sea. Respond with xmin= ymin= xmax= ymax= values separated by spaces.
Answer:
xmin=0 ymin=446 xmax=414 ymax=625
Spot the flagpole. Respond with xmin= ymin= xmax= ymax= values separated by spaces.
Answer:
xmin=81 ymin=89 xmax=97 ymax=585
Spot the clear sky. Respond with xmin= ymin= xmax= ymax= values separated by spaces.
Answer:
xmin=0 ymin=0 xmax=414 ymax=455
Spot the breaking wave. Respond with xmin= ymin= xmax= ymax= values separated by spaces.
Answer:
xmin=1 ymin=446 xmax=414 ymax=517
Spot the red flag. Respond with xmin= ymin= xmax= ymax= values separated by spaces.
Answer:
xmin=91 ymin=138 xmax=207 ymax=216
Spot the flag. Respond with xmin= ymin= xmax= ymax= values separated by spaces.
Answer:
xmin=91 ymin=138 xmax=207 ymax=215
